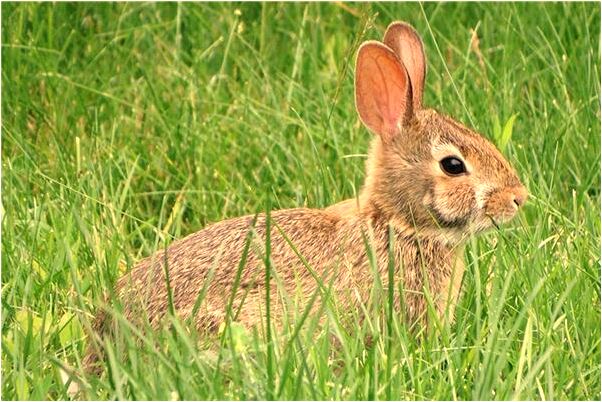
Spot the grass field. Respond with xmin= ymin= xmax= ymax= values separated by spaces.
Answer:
xmin=2 ymin=2 xmax=600 ymax=400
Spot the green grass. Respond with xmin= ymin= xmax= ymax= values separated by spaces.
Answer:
xmin=2 ymin=2 xmax=600 ymax=400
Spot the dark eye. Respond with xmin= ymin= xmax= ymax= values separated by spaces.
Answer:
xmin=440 ymin=156 xmax=467 ymax=176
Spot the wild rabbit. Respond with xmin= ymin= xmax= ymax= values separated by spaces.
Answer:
xmin=85 ymin=21 xmax=527 ymax=370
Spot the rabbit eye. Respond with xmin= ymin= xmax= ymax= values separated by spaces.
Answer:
xmin=440 ymin=156 xmax=466 ymax=176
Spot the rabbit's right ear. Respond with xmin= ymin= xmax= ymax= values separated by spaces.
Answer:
xmin=355 ymin=41 xmax=413 ymax=142
xmin=383 ymin=22 xmax=426 ymax=109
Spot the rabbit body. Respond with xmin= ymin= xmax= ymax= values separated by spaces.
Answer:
xmin=86 ymin=22 xmax=527 ymax=371
xmin=112 ymin=194 xmax=463 ymax=335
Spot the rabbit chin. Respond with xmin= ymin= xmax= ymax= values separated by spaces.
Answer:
xmin=427 ymin=216 xmax=497 ymax=245
xmin=424 ymin=210 xmax=514 ymax=244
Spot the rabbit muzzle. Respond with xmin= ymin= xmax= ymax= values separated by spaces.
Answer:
xmin=484 ymin=185 xmax=528 ymax=225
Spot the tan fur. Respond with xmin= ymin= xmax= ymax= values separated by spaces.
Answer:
xmin=84 ymin=21 xmax=527 ymax=372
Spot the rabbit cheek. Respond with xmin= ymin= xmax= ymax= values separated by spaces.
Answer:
xmin=428 ymin=181 xmax=476 ymax=228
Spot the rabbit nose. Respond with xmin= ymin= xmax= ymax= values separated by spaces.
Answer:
xmin=511 ymin=187 xmax=528 ymax=208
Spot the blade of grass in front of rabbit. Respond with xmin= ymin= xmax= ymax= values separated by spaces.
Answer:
xmin=264 ymin=199 xmax=275 ymax=400
xmin=210 ymin=215 xmax=258 ymax=390
xmin=274 ymin=221 xmax=350 ymax=392
xmin=386 ymin=223 xmax=396 ymax=401
xmin=187 ymin=246 xmax=222 ymax=327
xmin=230 ymin=215 xmax=261 ymax=322
xmin=407 ymin=204 xmax=440 ymax=333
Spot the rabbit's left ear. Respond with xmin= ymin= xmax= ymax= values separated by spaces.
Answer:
xmin=355 ymin=41 xmax=413 ymax=142
xmin=383 ymin=22 xmax=426 ymax=109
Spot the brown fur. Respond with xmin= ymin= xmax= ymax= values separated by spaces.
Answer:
xmin=84 ymin=21 xmax=527 ymax=372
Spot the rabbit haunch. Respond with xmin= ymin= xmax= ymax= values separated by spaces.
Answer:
xmin=85 ymin=21 xmax=526 ymax=370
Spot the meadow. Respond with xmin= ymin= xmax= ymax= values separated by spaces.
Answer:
xmin=2 ymin=2 xmax=600 ymax=400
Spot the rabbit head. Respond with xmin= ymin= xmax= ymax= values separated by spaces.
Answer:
xmin=355 ymin=22 xmax=527 ymax=242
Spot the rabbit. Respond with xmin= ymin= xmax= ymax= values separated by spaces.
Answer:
xmin=84 ymin=21 xmax=527 ymax=371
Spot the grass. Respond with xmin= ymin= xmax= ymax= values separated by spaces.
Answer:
xmin=2 ymin=2 xmax=600 ymax=400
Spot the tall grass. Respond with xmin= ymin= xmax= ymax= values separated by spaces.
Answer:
xmin=2 ymin=2 xmax=600 ymax=400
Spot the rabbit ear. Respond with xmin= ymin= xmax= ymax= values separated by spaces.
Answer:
xmin=383 ymin=22 xmax=426 ymax=109
xmin=355 ymin=41 xmax=413 ymax=142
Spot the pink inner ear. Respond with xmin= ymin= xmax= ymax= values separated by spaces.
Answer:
xmin=355 ymin=42 xmax=412 ymax=141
